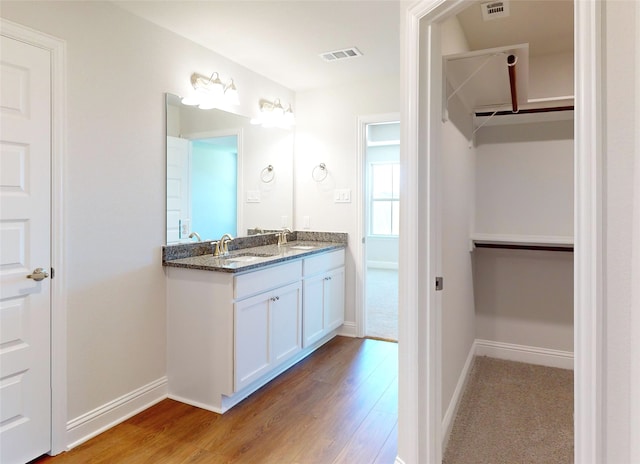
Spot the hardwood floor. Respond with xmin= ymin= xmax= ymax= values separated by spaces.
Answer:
xmin=35 ymin=337 xmax=398 ymax=464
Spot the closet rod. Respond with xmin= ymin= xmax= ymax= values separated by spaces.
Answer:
xmin=474 ymin=243 xmax=574 ymax=252
xmin=475 ymin=105 xmax=575 ymax=118
xmin=507 ymin=54 xmax=518 ymax=113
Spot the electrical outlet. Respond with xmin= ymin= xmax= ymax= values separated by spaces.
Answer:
xmin=180 ymin=219 xmax=190 ymax=238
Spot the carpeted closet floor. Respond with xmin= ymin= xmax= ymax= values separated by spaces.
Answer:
xmin=444 ymin=357 xmax=574 ymax=464
xmin=365 ymin=268 xmax=398 ymax=341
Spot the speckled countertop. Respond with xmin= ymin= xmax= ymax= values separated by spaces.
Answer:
xmin=162 ymin=231 xmax=347 ymax=274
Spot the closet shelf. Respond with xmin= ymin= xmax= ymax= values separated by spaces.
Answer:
xmin=444 ymin=43 xmax=530 ymax=118
xmin=471 ymin=233 xmax=574 ymax=251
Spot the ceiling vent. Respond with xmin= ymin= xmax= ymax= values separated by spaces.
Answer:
xmin=319 ymin=47 xmax=363 ymax=62
xmin=481 ymin=1 xmax=510 ymax=20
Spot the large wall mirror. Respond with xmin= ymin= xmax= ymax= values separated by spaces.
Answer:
xmin=166 ymin=93 xmax=294 ymax=244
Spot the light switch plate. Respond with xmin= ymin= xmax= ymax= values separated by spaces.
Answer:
xmin=334 ymin=189 xmax=351 ymax=203
xmin=246 ymin=190 xmax=261 ymax=203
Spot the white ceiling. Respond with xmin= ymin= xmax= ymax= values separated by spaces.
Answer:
xmin=115 ymin=0 xmax=403 ymax=92
xmin=115 ymin=0 xmax=573 ymax=92
xmin=457 ymin=0 xmax=573 ymax=56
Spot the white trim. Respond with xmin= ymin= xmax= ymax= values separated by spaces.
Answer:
xmin=356 ymin=113 xmax=401 ymax=339
xmin=366 ymin=260 xmax=399 ymax=270
xmin=474 ymin=339 xmax=574 ymax=371
xmin=441 ymin=342 xmax=475 ymax=450
xmin=0 ymin=18 xmax=68 ymax=456
xmin=66 ymin=377 xmax=168 ymax=450
xmin=337 ymin=321 xmax=357 ymax=338
xmin=573 ymin=1 xmax=604 ymax=463
xmin=401 ymin=1 xmax=602 ymax=463
xmin=632 ymin=4 xmax=640 ymax=461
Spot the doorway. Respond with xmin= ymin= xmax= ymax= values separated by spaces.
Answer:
xmin=398 ymin=1 xmax=602 ymax=463
xmin=358 ymin=117 xmax=400 ymax=342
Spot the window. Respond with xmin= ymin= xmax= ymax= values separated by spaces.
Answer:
xmin=370 ymin=162 xmax=400 ymax=236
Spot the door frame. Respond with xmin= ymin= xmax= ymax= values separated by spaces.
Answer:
xmin=1 ymin=19 xmax=68 ymax=455
xmin=397 ymin=1 xmax=603 ymax=463
xmin=355 ymin=113 xmax=400 ymax=338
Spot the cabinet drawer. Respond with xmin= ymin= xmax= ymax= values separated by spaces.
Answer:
xmin=234 ymin=260 xmax=302 ymax=300
xmin=303 ymin=249 xmax=345 ymax=276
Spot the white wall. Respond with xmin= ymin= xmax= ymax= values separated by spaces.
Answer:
xmin=473 ymin=120 xmax=574 ymax=352
xmin=440 ymin=119 xmax=477 ymax=417
xmin=294 ymin=75 xmax=400 ymax=326
xmin=473 ymin=248 xmax=573 ymax=350
xmin=439 ymin=16 xmax=478 ymax=428
xmin=604 ymin=1 xmax=638 ymax=461
xmin=1 ymin=0 xmax=293 ymax=427
xmin=528 ymin=52 xmax=574 ymax=100
xmin=475 ymin=120 xmax=574 ymax=237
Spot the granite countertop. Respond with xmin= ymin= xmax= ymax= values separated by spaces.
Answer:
xmin=163 ymin=240 xmax=345 ymax=273
xmin=162 ymin=231 xmax=347 ymax=274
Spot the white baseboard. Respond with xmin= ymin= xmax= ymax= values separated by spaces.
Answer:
xmin=66 ymin=377 xmax=168 ymax=450
xmin=367 ymin=261 xmax=399 ymax=270
xmin=474 ymin=339 xmax=574 ymax=370
xmin=337 ymin=321 xmax=357 ymax=337
xmin=441 ymin=341 xmax=476 ymax=449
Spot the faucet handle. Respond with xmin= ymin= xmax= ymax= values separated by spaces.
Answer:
xmin=212 ymin=240 xmax=221 ymax=256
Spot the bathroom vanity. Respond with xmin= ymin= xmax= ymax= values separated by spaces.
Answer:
xmin=163 ymin=233 xmax=346 ymax=413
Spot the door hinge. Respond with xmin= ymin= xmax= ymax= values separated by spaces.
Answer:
xmin=51 ymin=267 xmax=55 ymax=279
xmin=435 ymin=276 xmax=444 ymax=291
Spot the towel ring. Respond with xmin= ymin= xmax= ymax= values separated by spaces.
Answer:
xmin=312 ymin=163 xmax=328 ymax=182
xmin=260 ymin=165 xmax=275 ymax=183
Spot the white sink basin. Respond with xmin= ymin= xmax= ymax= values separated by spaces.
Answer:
xmin=226 ymin=256 xmax=259 ymax=263
xmin=289 ymin=245 xmax=315 ymax=250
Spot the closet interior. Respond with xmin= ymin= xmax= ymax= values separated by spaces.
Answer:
xmin=439 ymin=0 xmax=575 ymax=457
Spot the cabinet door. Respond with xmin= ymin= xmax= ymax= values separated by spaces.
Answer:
xmin=234 ymin=293 xmax=270 ymax=391
xmin=325 ymin=266 xmax=345 ymax=332
xmin=302 ymin=273 xmax=326 ymax=347
xmin=270 ymin=282 xmax=302 ymax=366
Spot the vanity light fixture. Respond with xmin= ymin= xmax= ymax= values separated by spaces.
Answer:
xmin=181 ymin=72 xmax=239 ymax=109
xmin=250 ymin=98 xmax=295 ymax=129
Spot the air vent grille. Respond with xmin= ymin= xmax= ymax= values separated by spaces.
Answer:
xmin=320 ymin=47 xmax=363 ymax=62
xmin=481 ymin=1 xmax=510 ymax=20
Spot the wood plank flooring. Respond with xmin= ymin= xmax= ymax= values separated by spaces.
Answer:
xmin=35 ymin=337 xmax=398 ymax=464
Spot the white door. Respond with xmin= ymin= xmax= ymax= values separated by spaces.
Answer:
xmin=0 ymin=36 xmax=52 ymax=463
xmin=166 ymin=136 xmax=190 ymax=243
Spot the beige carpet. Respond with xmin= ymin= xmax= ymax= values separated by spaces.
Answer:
xmin=444 ymin=357 xmax=573 ymax=464
xmin=365 ymin=268 xmax=398 ymax=341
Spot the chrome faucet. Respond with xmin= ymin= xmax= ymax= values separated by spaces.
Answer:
xmin=188 ymin=231 xmax=202 ymax=242
xmin=217 ymin=233 xmax=234 ymax=256
xmin=277 ymin=228 xmax=292 ymax=246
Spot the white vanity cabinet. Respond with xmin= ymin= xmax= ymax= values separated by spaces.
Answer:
xmin=166 ymin=247 xmax=345 ymax=414
xmin=302 ymin=249 xmax=345 ymax=347
xmin=234 ymin=263 xmax=302 ymax=391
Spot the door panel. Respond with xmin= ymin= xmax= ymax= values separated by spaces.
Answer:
xmin=270 ymin=283 xmax=302 ymax=365
xmin=0 ymin=35 xmax=52 ymax=464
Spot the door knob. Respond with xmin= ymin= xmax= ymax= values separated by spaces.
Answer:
xmin=27 ymin=268 xmax=49 ymax=281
